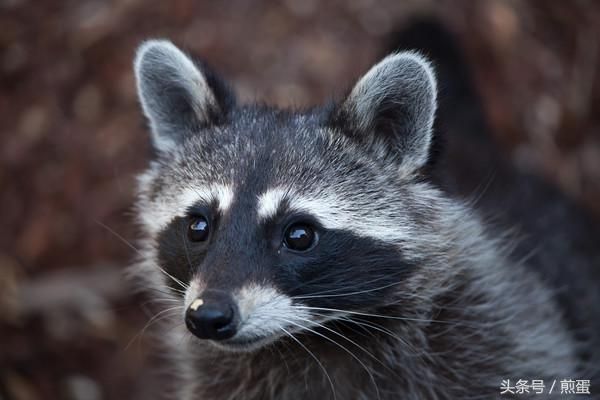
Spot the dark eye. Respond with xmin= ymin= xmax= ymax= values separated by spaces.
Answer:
xmin=188 ymin=216 xmax=210 ymax=242
xmin=284 ymin=223 xmax=317 ymax=251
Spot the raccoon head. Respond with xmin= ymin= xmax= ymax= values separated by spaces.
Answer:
xmin=133 ymin=40 xmax=439 ymax=351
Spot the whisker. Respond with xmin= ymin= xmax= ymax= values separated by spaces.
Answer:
xmin=278 ymin=325 xmax=336 ymax=400
xmin=144 ymin=286 xmax=186 ymax=297
xmin=144 ymin=262 xmax=189 ymax=293
xmin=125 ymin=305 xmax=184 ymax=351
xmin=280 ymin=318 xmax=381 ymax=400
xmin=294 ymin=271 xmax=404 ymax=299
xmin=292 ymin=315 xmax=396 ymax=377
xmin=326 ymin=313 xmax=424 ymax=357
xmin=464 ymin=169 xmax=497 ymax=209
xmin=295 ymin=305 xmax=475 ymax=327
xmin=95 ymin=219 xmax=190 ymax=290
xmin=292 ymin=279 xmax=406 ymax=300
xmin=163 ymin=286 xmax=187 ymax=295
xmin=271 ymin=343 xmax=292 ymax=377
xmin=180 ymin=223 xmax=196 ymax=276
xmin=141 ymin=297 xmax=182 ymax=307
xmin=286 ymin=269 xmax=408 ymax=298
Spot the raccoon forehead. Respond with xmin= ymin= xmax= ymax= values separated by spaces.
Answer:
xmin=137 ymin=182 xmax=234 ymax=235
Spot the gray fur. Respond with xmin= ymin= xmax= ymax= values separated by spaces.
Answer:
xmin=131 ymin=40 xmax=587 ymax=400
xmin=134 ymin=40 xmax=219 ymax=152
xmin=337 ymin=52 xmax=437 ymax=175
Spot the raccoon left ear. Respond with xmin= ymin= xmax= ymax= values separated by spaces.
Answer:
xmin=134 ymin=40 xmax=234 ymax=152
xmin=330 ymin=52 xmax=437 ymax=174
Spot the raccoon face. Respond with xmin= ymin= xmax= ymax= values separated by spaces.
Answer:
xmin=133 ymin=41 xmax=438 ymax=351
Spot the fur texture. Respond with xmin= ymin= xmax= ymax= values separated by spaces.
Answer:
xmin=130 ymin=39 xmax=590 ymax=400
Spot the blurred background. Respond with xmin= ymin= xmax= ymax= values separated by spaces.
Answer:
xmin=0 ymin=1 xmax=599 ymax=399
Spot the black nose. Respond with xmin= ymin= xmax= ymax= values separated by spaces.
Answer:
xmin=185 ymin=291 xmax=237 ymax=341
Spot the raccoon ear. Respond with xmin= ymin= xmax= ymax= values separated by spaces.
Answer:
xmin=330 ymin=52 xmax=437 ymax=174
xmin=134 ymin=40 xmax=234 ymax=152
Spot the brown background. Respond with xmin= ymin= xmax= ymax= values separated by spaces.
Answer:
xmin=1 ymin=1 xmax=599 ymax=399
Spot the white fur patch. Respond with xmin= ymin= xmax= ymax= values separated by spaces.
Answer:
xmin=257 ymin=186 xmax=411 ymax=243
xmin=234 ymin=285 xmax=310 ymax=340
xmin=256 ymin=187 xmax=288 ymax=220
xmin=141 ymin=183 xmax=234 ymax=235
xmin=179 ymin=184 xmax=234 ymax=213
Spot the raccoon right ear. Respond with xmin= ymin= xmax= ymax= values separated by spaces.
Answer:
xmin=134 ymin=40 xmax=234 ymax=152
xmin=329 ymin=52 xmax=437 ymax=175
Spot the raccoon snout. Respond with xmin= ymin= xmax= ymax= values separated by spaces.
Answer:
xmin=185 ymin=289 xmax=238 ymax=341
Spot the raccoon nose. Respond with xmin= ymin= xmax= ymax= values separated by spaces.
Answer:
xmin=185 ymin=291 xmax=237 ymax=341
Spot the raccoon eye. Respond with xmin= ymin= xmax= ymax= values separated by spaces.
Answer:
xmin=283 ymin=223 xmax=316 ymax=251
xmin=188 ymin=216 xmax=210 ymax=242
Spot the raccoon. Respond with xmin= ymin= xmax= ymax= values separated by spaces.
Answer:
xmin=130 ymin=38 xmax=593 ymax=400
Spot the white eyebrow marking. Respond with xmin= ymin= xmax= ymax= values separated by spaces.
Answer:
xmin=256 ymin=186 xmax=412 ymax=243
xmin=257 ymin=187 xmax=339 ymax=223
xmin=257 ymin=187 xmax=288 ymax=220
xmin=142 ymin=183 xmax=234 ymax=235
xmin=179 ymin=184 xmax=234 ymax=213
